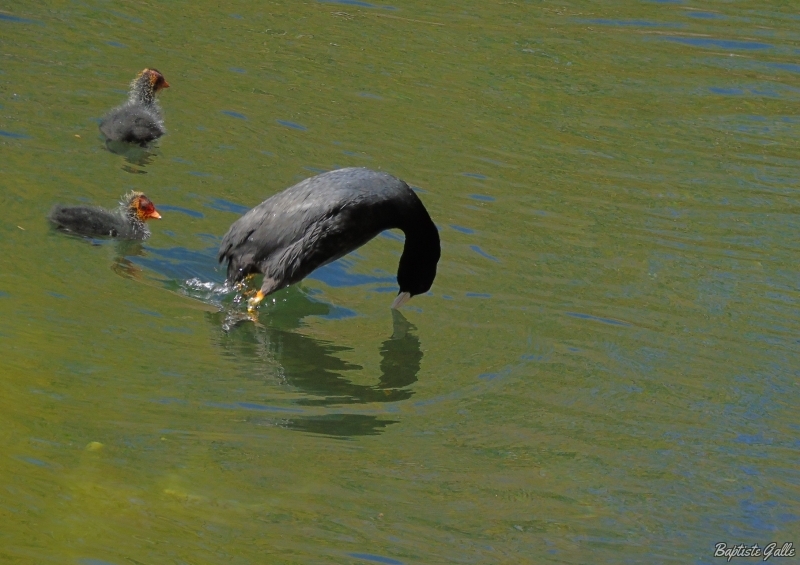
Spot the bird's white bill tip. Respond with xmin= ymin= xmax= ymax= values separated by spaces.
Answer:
xmin=391 ymin=291 xmax=412 ymax=309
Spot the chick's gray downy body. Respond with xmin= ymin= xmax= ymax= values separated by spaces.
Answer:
xmin=48 ymin=192 xmax=161 ymax=240
xmin=218 ymin=167 xmax=441 ymax=308
xmin=99 ymin=68 xmax=169 ymax=145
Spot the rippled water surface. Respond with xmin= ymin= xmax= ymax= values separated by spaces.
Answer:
xmin=1 ymin=1 xmax=798 ymax=563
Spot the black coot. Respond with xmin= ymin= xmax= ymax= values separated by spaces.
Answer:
xmin=49 ymin=191 xmax=162 ymax=240
xmin=218 ymin=167 xmax=440 ymax=309
xmin=99 ymin=68 xmax=169 ymax=145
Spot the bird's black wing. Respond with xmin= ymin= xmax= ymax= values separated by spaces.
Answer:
xmin=217 ymin=184 xmax=338 ymax=283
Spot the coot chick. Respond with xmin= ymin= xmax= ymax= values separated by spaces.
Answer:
xmin=218 ymin=167 xmax=440 ymax=310
xmin=99 ymin=68 xmax=170 ymax=146
xmin=49 ymin=191 xmax=162 ymax=240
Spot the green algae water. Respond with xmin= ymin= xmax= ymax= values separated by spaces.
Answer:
xmin=1 ymin=1 xmax=798 ymax=563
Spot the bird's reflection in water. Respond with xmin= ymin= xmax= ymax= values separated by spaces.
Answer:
xmin=283 ymin=414 xmax=395 ymax=437
xmin=112 ymin=241 xmax=422 ymax=437
xmin=111 ymin=241 xmax=148 ymax=279
xmin=105 ymin=139 xmax=159 ymax=172
xmin=211 ymin=301 xmax=423 ymax=437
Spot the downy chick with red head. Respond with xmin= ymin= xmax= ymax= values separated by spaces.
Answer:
xmin=99 ymin=68 xmax=170 ymax=146
xmin=49 ymin=191 xmax=162 ymax=240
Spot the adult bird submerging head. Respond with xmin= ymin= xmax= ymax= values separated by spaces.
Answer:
xmin=217 ymin=167 xmax=441 ymax=311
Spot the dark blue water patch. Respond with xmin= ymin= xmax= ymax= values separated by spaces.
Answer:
xmin=158 ymin=205 xmax=204 ymax=218
xmin=0 ymin=130 xmax=31 ymax=139
xmin=230 ymin=13 xmax=243 ymax=19
xmin=521 ymin=353 xmax=548 ymax=361
xmin=131 ymin=246 xmax=224 ymax=284
xmin=735 ymin=433 xmax=772 ymax=445
xmin=767 ymin=62 xmax=800 ymax=74
xmin=380 ymin=230 xmax=404 ymax=242
xmin=188 ymin=171 xmax=211 ymax=177
xmin=710 ymin=87 xmax=745 ymax=95
xmin=470 ymin=245 xmax=499 ymax=262
xmin=172 ymin=157 xmax=192 ymax=164
xmin=586 ymin=18 xmax=681 ymax=27
xmin=740 ymin=466 xmax=759 ymax=476
xmin=664 ymin=37 xmax=772 ymax=50
xmin=710 ymin=84 xmax=791 ymax=99
xmin=319 ymin=304 xmax=358 ymax=320
xmin=0 ymin=291 xmax=8 ymax=298
xmin=229 ymin=67 xmax=246 ymax=74
xmin=370 ymin=286 xmax=397 ymax=293
xmin=469 ymin=194 xmax=495 ymax=202
xmin=410 ymin=185 xmax=427 ymax=194
xmin=0 ymin=13 xmax=38 ymax=23
xmin=207 ymin=401 xmax=304 ymax=414
xmin=17 ymin=456 xmax=49 ymax=468
xmin=221 ymin=110 xmax=247 ymax=120
xmin=164 ymin=326 xmax=192 ymax=334
xmin=565 ymin=312 xmax=631 ymax=327
xmin=462 ymin=172 xmax=487 ymax=179
xmin=465 ymin=292 xmax=491 ymax=298
xmin=307 ymin=257 xmax=395 ymax=288
xmin=319 ymin=0 xmax=396 ymax=9
xmin=358 ymin=92 xmax=382 ymax=99
xmin=106 ymin=41 xmax=125 ymax=48
xmin=450 ymin=224 xmax=475 ymax=234
xmin=740 ymin=499 xmax=779 ymax=533
xmin=685 ymin=11 xmax=721 ymax=19
xmin=89 ymin=237 xmax=115 ymax=247
xmin=277 ymin=119 xmax=307 ymax=131
xmin=206 ymin=198 xmax=250 ymax=215
xmin=348 ymin=553 xmax=404 ymax=565
xmin=441 ymin=294 xmax=453 ymax=300
xmin=196 ymin=233 xmax=223 ymax=246
xmin=152 ymin=397 xmax=186 ymax=405
xmin=137 ymin=308 xmax=162 ymax=317
xmin=747 ymin=88 xmax=780 ymax=98
xmin=47 ymin=291 xmax=68 ymax=299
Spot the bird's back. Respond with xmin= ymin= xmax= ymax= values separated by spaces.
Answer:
xmin=219 ymin=168 xmax=420 ymax=285
xmin=49 ymin=205 xmax=125 ymax=237
xmin=99 ymin=102 xmax=164 ymax=144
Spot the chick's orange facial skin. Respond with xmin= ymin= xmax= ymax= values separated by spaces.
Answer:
xmin=149 ymin=68 xmax=169 ymax=91
xmin=135 ymin=195 xmax=162 ymax=221
xmin=139 ymin=68 xmax=169 ymax=91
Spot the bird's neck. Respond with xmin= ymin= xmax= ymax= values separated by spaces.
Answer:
xmin=397 ymin=210 xmax=440 ymax=296
xmin=130 ymin=79 xmax=156 ymax=106
xmin=121 ymin=205 xmax=148 ymax=236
